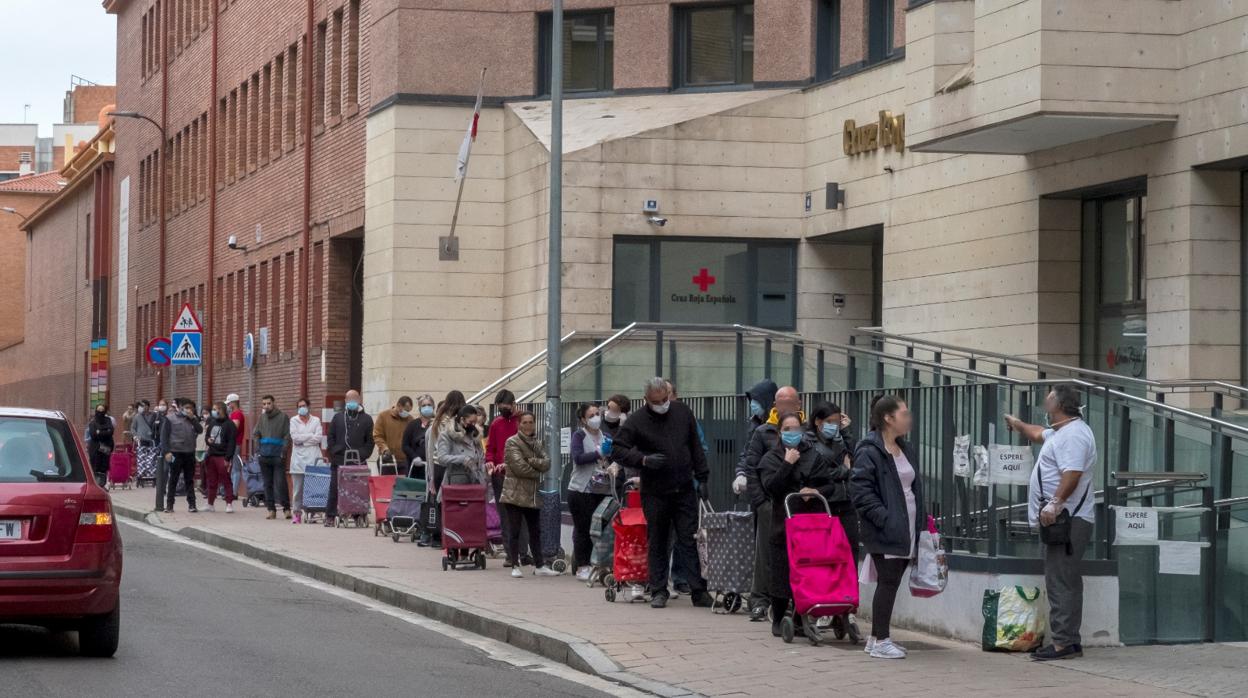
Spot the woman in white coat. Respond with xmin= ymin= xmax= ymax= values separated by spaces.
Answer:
xmin=289 ymin=397 xmax=324 ymax=524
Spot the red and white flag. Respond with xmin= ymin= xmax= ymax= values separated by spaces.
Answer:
xmin=455 ymin=68 xmax=487 ymax=182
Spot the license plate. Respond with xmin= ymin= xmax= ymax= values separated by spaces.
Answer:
xmin=0 ymin=520 xmax=20 ymax=539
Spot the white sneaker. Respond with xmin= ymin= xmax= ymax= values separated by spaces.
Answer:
xmin=534 ymin=566 xmax=560 ymax=577
xmin=204 ymin=505 xmax=215 ymax=512
xmin=865 ymin=637 xmax=876 ymax=654
xmin=870 ymin=638 xmax=907 ymax=659
xmin=225 ymin=503 xmax=234 ymax=513
xmin=575 ymin=566 xmax=592 ymax=581
xmin=510 ymin=567 xmax=523 ymax=578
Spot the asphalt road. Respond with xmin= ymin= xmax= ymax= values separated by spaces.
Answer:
xmin=0 ymin=523 xmax=611 ymax=698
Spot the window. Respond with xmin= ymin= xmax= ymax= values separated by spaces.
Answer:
xmin=272 ymin=54 xmax=284 ymax=156
xmin=228 ymin=89 xmax=238 ymax=181
xmin=217 ymin=97 xmax=228 ymax=185
xmin=84 ymin=212 xmax=92 ymax=280
xmin=261 ymin=64 xmax=272 ymax=162
xmin=0 ymin=416 xmax=86 ymax=484
xmin=611 ymin=237 xmax=796 ymax=330
xmin=284 ymin=251 xmax=295 ymax=351
xmin=538 ymin=11 xmax=614 ymax=94
xmin=286 ymin=43 xmax=298 ymax=146
xmin=249 ymin=73 xmax=260 ymax=168
xmin=271 ymin=255 xmax=281 ymax=354
xmin=867 ymin=0 xmax=895 ymax=65
xmin=1080 ymin=192 xmax=1148 ymax=377
xmin=676 ymin=3 xmax=753 ymax=88
xmin=816 ymin=0 xmax=840 ymax=80
xmin=315 ymin=20 xmax=327 ymax=125
xmin=141 ymin=13 xmax=149 ymax=78
xmin=346 ymin=0 xmax=361 ymax=107
xmin=312 ymin=242 xmax=323 ymax=346
xmin=330 ymin=9 xmax=344 ymax=117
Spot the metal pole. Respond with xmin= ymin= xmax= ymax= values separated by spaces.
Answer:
xmin=545 ymin=0 xmax=565 ymax=499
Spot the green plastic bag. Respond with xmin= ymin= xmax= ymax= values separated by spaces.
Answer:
xmin=982 ymin=586 xmax=1046 ymax=652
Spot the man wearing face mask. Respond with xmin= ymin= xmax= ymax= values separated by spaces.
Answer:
xmin=373 ymin=396 xmax=414 ymax=474
xmin=225 ymin=393 xmax=246 ymax=496
xmin=612 ymin=377 xmax=712 ymax=609
xmin=253 ymin=395 xmax=292 ymax=520
xmin=741 ymin=383 xmax=801 ymax=621
xmin=326 ymin=389 xmax=374 ymax=526
xmin=402 ymin=395 xmax=436 ymax=481
xmin=485 ymin=390 xmax=520 ymax=560
xmin=161 ymin=398 xmax=203 ymax=513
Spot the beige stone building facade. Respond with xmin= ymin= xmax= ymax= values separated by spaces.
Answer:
xmin=362 ymin=0 xmax=1248 ymax=406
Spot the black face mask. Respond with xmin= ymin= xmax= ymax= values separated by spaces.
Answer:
xmin=464 ymin=424 xmax=478 ymax=437
xmin=498 ymin=407 xmax=513 ymax=418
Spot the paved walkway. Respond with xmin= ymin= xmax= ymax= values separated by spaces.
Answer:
xmin=109 ymin=487 xmax=1235 ymax=697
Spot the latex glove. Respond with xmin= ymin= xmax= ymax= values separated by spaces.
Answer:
xmin=607 ymin=463 xmax=621 ymax=478
xmin=1039 ymin=500 xmax=1061 ymax=526
xmin=643 ymin=453 xmax=668 ymax=469
xmin=784 ymin=448 xmax=801 ymax=465
xmin=732 ymin=474 xmax=747 ymax=494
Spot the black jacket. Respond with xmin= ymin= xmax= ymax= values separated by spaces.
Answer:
xmin=327 ymin=409 xmax=375 ymax=465
xmin=809 ymin=427 xmax=857 ymax=511
xmin=205 ymin=417 xmax=237 ymax=458
xmin=850 ymin=431 xmax=925 ymax=558
xmin=612 ymin=401 xmax=708 ymax=496
xmin=759 ymin=435 xmax=834 ymax=598
xmin=88 ymin=415 xmax=115 ymax=449
xmin=734 ymin=379 xmax=778 ymax=479
xmin=401 ymin=419 xmax=430 ymax=468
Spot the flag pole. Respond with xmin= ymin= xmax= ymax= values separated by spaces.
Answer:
xmin=448 ymin=67 xmax=487 ymax=245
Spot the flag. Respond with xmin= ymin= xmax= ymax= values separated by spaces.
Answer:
xmin=455 ymin=69 xmax=486 ymax=182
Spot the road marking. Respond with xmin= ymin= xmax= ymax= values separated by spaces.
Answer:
xmin=119 ymin=519 xmax=648 ymax=697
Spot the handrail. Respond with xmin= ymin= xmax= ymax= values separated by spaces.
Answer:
xmin=467 ymin=331 xmax=577 ymax=404
xmin=855 ymin=328 xmax=1248 ymax=398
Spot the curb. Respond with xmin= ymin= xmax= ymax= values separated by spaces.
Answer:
xmin=113 ymin=503 xmax=696 ymax=697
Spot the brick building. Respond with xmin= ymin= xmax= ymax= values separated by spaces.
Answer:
xmin=0 ymin=171 xmax=67 ymax=350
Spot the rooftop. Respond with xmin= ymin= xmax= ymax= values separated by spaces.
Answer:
xmin=0 ymin=171 xmax=68 ymax=194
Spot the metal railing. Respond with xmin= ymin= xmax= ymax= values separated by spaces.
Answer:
xmin=467 ymin=331 xmax=579 ymax=404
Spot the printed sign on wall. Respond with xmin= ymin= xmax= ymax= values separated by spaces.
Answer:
xmin=987 ymin=444 xmax=1034 ymax=485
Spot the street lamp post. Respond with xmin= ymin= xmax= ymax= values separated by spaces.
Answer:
xmin=545 ymin=0 xmax=565 ymax=505
xmin=109 ymin=110 xmax=168 ymax=400
xmin=0 ymin=207 xmax=30 ymax=223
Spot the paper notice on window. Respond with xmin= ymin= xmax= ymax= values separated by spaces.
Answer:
xmin=953 ymin=435 xmax=971 ymax=478
xmin=1157 ymin=540 xmax=1202 ymax=575
xmin=1115 ymin=507 xmax=1159 ymax=543
xmin=560 ymin=427 xmax=571 ymax=455
xmin=987 ymin=444 xmax=1034 ymax=485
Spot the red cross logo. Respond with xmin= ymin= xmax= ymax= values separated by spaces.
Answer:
xmin=692 ymin=268 xmax=716 ymax=292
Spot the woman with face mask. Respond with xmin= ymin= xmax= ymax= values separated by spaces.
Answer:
xmin=289 ymin=397 xmax=323 ymax=524
xmin=87 ymin=404 xmax=116 ymax=487
xmin=402 ymin=394 xmax=435 ymax=479
xmin=436 ymin=405 xmax=486 ymax=488
xmin=203 ymin=402 xmax=237 ymax=512
xmin=850 ymin=394 xmax=924 ymax=660
xmin=601 ymin=394 xmax=631 ymax=440
xmin=568 ymin=403 xmax=612 ymax=581
xmin=759 ymin=412 xmax=835 ymax=640
xmin=500 ymin=411 xmax=561 ymax=578
xmin=807 ymin=402 xmax=862 ymax=638
xmin=484 ymin=390 xmax=520 ymax=558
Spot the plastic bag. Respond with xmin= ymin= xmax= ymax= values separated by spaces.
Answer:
xmin=972 ymin=445 xmax=989 ymax=487
xmin=858 ymin=551 xmax=877 ymax=584
xmin=982 ymin=586 xmax=1046 ymax=652
xmin=953 ymin=435 xmax=971 ymax=478
xmin=909 ymin=516 xmax=948 ymax=597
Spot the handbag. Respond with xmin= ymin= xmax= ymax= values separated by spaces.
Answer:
xmin=1035 ymin=464 xmax=1089 ymax=555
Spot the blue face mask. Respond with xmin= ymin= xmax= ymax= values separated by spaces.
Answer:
xmin=781 ymin=431 xmax=802 ymax=447
xmin=420 ymin=405 xmax=435 ymax=418
xmin=345 ymin=401 xmax=360 ymax=412
xmin=749 ymin=399 xmax=764 ymax=418
xmin=821 ymin=422 xmax=840 ymax=440
xmin=298 ymin=406 xmax=309 ymax=417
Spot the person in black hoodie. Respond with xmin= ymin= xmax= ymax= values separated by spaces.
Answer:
xmin=851 ymin=394 xmax=924 ymax=660
xmin=612 ymin=377 xmax=712 ymax=609
xmin=87 ymin=404 xmax=115 ymax=487
xmin=325 ymin=389 xmax=375 ymax=526
xmin=759 ymin=412 xmax=835 ymax=638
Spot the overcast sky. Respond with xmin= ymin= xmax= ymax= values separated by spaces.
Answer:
xmin=0 ymin=0 xmax=116 ymax=136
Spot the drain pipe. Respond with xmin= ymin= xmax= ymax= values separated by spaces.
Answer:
xmin=205 ymin=0 xmax=219 ymax=401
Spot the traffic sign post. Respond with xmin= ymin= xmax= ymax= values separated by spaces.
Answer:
xmin=145 ymin=337 xmax=172 ymax=366
xmin=243 ymin=332 xmax=255 ymax=371
xmin=171 ymin=331 xmax=203 ymax=365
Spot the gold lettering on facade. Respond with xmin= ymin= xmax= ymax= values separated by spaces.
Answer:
xmin=844 ymin=110 xmax=905 ymax=156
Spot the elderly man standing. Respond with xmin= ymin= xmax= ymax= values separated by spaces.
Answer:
xmin=1005 ymin=384 xmax=1096 ymax=661
xmin=373 ymin=395 xmax=414 ymax=473
xmin=739 ymin=384 xmax=803 ymax=621
xmin=326 ymin=389 xmax=374 ymax=526
xmin=613 ymin=378 xmax=713 ymax=609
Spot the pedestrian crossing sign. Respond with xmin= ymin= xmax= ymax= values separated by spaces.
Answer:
xmin=170 ymin=331 xmax=203 ymax=365
xmin=171 ymin=303 xmax=203 ymax=333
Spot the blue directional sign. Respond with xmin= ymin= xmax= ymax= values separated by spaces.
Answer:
xmin=243 ymin=332 xmax=255 ymax=371
xmin=170 ymin=331 xmax=203 ymax=366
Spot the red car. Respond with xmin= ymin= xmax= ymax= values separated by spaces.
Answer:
xmin=0 ymin=408 xmax=123 ymax=657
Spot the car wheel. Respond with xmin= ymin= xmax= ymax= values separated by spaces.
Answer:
xmin=79 ymin=604 xmax=120 ymax=658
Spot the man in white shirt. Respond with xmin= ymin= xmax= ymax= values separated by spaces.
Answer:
xmin=1005 ymin=384 xmax=1097 ymax=661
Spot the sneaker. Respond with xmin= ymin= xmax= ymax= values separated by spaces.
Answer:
xmin=673 ymin=582 xmax=692 ymax=596
xmin=503 ymin=559 xmax=515 ymax=568
xmin=690 ymin=591 xmax=713 ymax=608
xmin=510 ymin=567 xmax=524 ymax=578
xmin=204 ymin=504 xmax=216 ymax=513
xmin=225 ymin=503 xmax=234 ymax=513
xmin=1031 ymin=644 xmax=1083 ymax=661
xmin=864 ymin=637 xmax=876 ymax=654
xmin=417 ymin=535 xmax=431 ymax=548
xmin=520 ymin=555 xmax=534 ymax=567
xmin=575 ymin=566 xmax=592 ymax=581
xmin=292 ymin=511 xmax=301 ymax=524
xmin=323 ymin=517 xmax=336 ymax=527
xmin=266 ymin=511 xmax=277 ymax=520
xmin=870 ymin=638 xmax=907 ymax=659
xmin=749 ymin=604 xmax=769 ymax=622
xmin=188 ymin=506 xmax=198 ymax=514
xmin=650 ymin=591 xmax=670 ymax=609
xmin=284 ymin=509 xmax=292 ymax=519
xmin=534 ymin=566 xmax=561 ymax=577
xmin=164 ymin=507 xmax=174 ymax=514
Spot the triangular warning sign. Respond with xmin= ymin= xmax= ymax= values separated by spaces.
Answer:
xmin=171 ymin=303 xmax=203 ymax=332
xmin=172 ymin=334 xmax=201 ymax=362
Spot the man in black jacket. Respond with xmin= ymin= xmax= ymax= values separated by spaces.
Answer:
xmin=325 ymin=389 xmax=375 ymax=525
xmin=613 ymin=377 xmax=713 ymax=609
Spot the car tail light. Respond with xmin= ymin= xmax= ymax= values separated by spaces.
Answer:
xmin=76 ymin=497 xmax=115 ymax=543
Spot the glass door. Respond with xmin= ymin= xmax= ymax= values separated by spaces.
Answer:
xmin=1081 ymin=193 xmax=1148 ymax=380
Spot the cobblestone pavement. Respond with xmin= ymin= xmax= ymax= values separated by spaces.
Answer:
xmin=111 ymin=487 xmax=1234 ymax=697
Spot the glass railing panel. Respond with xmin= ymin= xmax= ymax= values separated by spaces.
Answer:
xmin=666 ymin=337 xmax=744 ymax=397
xmin=1214 ymin=502 xmax=1248 ymax=641
xmin=1118 ymin=507 xmax=1210 ymax=645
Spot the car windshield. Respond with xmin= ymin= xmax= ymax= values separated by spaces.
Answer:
xmin=0 ymin=416 xmax=85 ymax=483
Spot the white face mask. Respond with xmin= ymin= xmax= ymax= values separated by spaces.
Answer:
xmin=649 ymin=400 xmax=670 ymax=415
xmin=586 ymin=416 xmax=602 ymax=430
xmin=604 ymin=410 xmax=621 ymax=423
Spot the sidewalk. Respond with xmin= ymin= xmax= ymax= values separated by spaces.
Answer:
xmin=109 ymin=487 xmax=1227 ymax=697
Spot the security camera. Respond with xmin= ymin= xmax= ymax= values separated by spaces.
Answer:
xmin=227 ymin=235 xmax=247 ymax=251
xmin=647 ymin=216 xmax=667 ymax=227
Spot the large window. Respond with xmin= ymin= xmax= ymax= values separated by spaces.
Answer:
xmin=815 ymin=0 xmax=841 ymax=81
xmin=676 ymin=3 xmax=754 ymax=88
xmin=1081 ymin=193 xmax=1148 ymax=377
xmin=539 ymin=11 xmax=614 ymax=94
xmin=867 ymin=0 xmax=895 ymax=65
xmin=612 ymin=237 xmax=796 ymax=330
